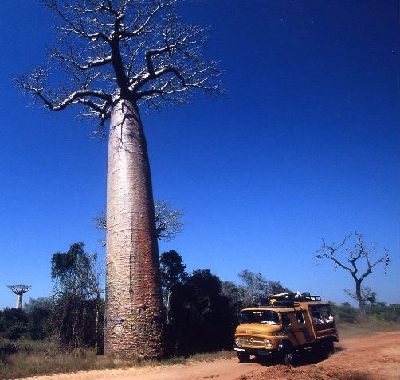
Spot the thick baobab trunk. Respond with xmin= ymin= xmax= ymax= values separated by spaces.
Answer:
xmin=105 ymin=99 xmax=163 ymax=359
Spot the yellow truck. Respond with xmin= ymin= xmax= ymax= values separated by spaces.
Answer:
xmin=234 ymin=292 xmax=339 ymax=365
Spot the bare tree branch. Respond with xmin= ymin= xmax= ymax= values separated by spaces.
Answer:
xmin=50 ymin=48 xmax=113 ymax=71
xmin=18 ymin=0 xmax=222 ymax=132
xmin=95 ymin=200 xmax=183 ymax=243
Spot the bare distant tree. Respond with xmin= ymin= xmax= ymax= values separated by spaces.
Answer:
xmin=315 ymin=232 xmax=390 ymax=315
xmin=154 ymin=200 xmax=183 ymax=241
xmin=95 ymin=200 xmax=183 ymax=243
xmin=18 ymin=0 xmax=221 ymax=359
xmin=238 ymin=270 xmax=289 ymax=307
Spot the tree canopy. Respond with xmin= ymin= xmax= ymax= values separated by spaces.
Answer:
xmin=17 ymin=0 xmax=222 ymax=132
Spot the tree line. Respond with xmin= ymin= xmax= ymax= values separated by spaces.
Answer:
xmin=0 ymin=243 xmax=288 ymax=356
xmin=0 ymin=231 xmax=393 ymax=356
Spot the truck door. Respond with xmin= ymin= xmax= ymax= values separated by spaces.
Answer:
xmin=280 ymin=312 xmax=310 ymax=347
xmin=292 ymin=311 xmax=313 ymax=345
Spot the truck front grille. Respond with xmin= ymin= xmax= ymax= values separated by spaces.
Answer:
xmin=237 ymin=336 xmax=265 ymax=347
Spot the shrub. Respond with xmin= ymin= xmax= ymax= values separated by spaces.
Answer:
xmin=331 ymin=303 xmax=360 ymax=324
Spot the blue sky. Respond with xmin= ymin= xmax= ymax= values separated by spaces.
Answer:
xmin=0 ymin=0 xmax=399 ymax=308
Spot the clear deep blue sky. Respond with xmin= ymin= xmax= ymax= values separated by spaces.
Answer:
xmin=0 ymin=0 xmax=399 ymax=308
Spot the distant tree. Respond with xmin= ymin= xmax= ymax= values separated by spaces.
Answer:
xmin=362 ymin=287 xmax=377 ymax=306
xmin=154 ymin=201 xmax=184 ymax=241
xmin=221 ymin=281 xmax=245 ymax=317
xmin=345 ymin=286 xmax=377 ymax=308
xmin=95 ymin=200 xmax=183 ymax=243
xmin=330 ymin=302 xmax=359 ymax=324
xmin=367 ymin=303 xmax=400 ymax=322
xmin=315 ymin=232 xmax=390 ymax=315
xmin=51 ymin=242 xmax=101 ymax=348
xmin=0 ymin=308 xmax=28 ymax=340
xmin=238 ymin=269 xmax=290 ymax=307
xmin=18 ymin=0 xmax=221 ymax=359
xmin=0 ymin=299 xmax=54 ymax=341
xmin=24 ymin=297 xmax=53 ymax=340
xmin=160 ymin=250 xmax=187 ymax=324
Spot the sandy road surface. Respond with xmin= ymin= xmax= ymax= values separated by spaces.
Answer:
xmin=25 ymin=332 xmax=400 ymax=380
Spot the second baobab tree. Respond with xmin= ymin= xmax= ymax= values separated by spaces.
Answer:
xmin=18 ymin=0 xmax=221 ymax=359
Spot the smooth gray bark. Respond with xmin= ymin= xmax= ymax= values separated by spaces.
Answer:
xmin=105 ymin=99 xmax=163 ymax=359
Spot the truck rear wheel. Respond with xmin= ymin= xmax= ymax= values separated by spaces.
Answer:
xmin=237 ymin=352 xmax=250 ymax=363
xmin=325 ymin=340 xmax=335 ymax=355
xmin=312 ymin=340 xmax=334 ymax=362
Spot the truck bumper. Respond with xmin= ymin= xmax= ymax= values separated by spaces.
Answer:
xmin=233 ymin=346 xmax=274 ymax=357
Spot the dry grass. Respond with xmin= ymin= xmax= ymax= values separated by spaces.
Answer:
xmin=0 ymin=349 xmax=116 ymax=379
xmin=163 ymin=350 xmax=235 ymax=365
xmin=337 ymin=320 xmax=400 ymax=339
xmin=0 ymin=346 xmax=235 ymax=379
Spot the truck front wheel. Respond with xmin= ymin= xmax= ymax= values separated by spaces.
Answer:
xmin=237 ymin=352 xmax=250 ymax=363
xmin=283 ymin=350 xmax=296 ymax=366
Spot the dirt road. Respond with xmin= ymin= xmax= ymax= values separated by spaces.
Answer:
xmin=26 ymin=332 xmax=400 ymax=380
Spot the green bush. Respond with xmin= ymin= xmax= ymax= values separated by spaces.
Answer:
xmin=0 ymin=300 xmax=53 ymax=342
xmin=331 ymin=302 xmax=400 ymax=325
xmin=0 ymin=309 xmax=28 ymax=340
xmin=367 ymin=304 xmax=400 ymax=322
xmin=331 ymin=302 xmax=360 ymax=324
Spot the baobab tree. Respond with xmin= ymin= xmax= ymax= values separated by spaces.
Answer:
xmin=18 ymin=0 xmax=221 ymax=359
xmin=7 ymin=285 xmax=31 ymax=309
xmin=315 ymin=232 xmax=390 ymax=315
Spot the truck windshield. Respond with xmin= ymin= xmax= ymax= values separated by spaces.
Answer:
xmin=240 ymin=310 xmax=279 ymax=325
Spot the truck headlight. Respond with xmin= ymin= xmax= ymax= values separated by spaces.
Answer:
xmin=264 ymin=339 xmax=273 ymax=348
xmin=235 ymin=337 xmax=242 ymax=347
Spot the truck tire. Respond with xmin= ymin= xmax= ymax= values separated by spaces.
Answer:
xmin=237 ymin=352 xmax=250 ymax=363
xmin=278 ymin=339 xmax=296 ymax=366
xmin=283 ymin=350 xmax=296 ymax=366
xmin=312 ymin=340 xmax=334 ymax=362
xmin=326 ymin=340 xmax=335 ymax=356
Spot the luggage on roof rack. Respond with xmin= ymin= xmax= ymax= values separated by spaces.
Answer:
xmin=267 ymin=292 xmax=321 ymax=305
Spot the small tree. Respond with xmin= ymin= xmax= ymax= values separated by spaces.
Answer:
xmin=168 ymin=269 xmax=233 ymax=355
xmin=159 ymin=250 xmax=187 ymax=323
xmin=51 ymin=242 xmax=101 ymax=348
xmin=221 ymin=280 xmax=246 ymax=317
xmin=24 ymin=298 xmax=53 ymax=340
xmin=0 ymin=308 xmax=28 ymax=340
xmin=315 ymin=232 xmax=390 ymax=315
xmin=154 ymin=201 xmax=183 ymax=241
xmin=238 ymin=269 xmax=289 ymax=307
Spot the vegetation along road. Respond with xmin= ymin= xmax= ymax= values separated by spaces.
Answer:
xmin=23 ymin=331 xmax=400 ymax=380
